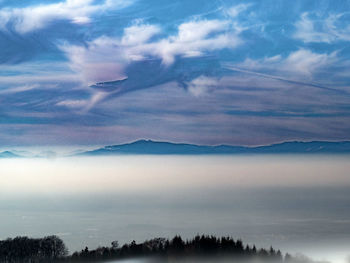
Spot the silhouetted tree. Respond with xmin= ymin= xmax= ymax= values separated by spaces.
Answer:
xmin=0 ymin=234 xmax=302 ymax=263
xmin=0 ymin=235 xmax=67 ymax=263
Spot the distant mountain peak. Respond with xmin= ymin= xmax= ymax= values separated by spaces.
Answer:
xmin=0 ymin=151 xmax=21 ymax=158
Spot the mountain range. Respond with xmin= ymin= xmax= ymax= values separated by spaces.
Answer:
xmin=1 ymin=140 xmax=350 ymax=158
xmin=0 ymin=151 xmax=21 ymax=158
xmin=79 ymin=140 xmax=350 ymax=156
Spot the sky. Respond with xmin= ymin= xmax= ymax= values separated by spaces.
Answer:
xmin=0 ymin=0 xmax=350 ymax=146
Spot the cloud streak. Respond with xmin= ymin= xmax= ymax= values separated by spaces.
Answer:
xmin=236 ymin=49 xmax=339 ymax=81
xmin=0 ymin=0 xmax=133 ymax=33
xmin=224 ymin=65 xmax=346 ymax=94
xmin=294 ymin=12 xmax=350 ymax=43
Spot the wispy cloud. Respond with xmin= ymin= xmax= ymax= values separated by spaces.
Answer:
xmin=121 ymin=23 xmax=161 ymax=46
xmin=238 ymin=49 xmax=338 ymax=78
xmin=56 ymin=99 xmax=87 ymax=109
xmin=226 ymin=3 xmax=253 ymax=18
xmin=56 ymin=91 xmax=108 ymax=111
xmin=61 ymin=18 xmax=243 ymax=94
xmin=0 ymin=74 xmax=80 ymax=85
xmin=0 ymin=84 xmax=38 ymax=94
xmin=0 ymin=0 xmax=133 ymax=33
xmin=155 ymin=19 xmax=240 ymax=65
xmin=294 ymin=12 xmax=350 ymax=43
xmin=186 ymin=76 xmax=219 ymax=97
xmin=59 ymin=24 xmax=159 ymax=86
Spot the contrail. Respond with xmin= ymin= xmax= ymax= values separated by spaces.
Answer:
xmin=225 ymin=65 xmax=348 ymax=94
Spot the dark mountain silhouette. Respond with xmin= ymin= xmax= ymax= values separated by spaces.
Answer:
xmin=79 ymin=140 xmax=350 ymax=156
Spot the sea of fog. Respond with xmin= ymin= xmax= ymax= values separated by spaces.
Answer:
xmin=0 ymin=155 xmax=349 ymax=263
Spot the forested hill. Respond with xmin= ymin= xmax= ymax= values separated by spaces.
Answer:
xmin=0 ymin=234 xmax=300 ymax=263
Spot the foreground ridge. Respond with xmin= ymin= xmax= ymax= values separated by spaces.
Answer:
xmin=0 ymin=234 xmax=300 ymax=263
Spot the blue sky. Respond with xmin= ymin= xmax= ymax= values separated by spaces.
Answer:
xmin=0 ymin=0 xmax=350 ymax=146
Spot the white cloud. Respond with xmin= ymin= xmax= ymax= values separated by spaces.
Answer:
xmin=239 ymin=49 xmax=337 ymax=78
xmin=0 ymin=0 xmax=133 ymax=33
xmin=283 ymin=49 xmax=336 ymax=76
xmin=60 ymin=38 xmax=128 ymax=85
xmin=226 ymin=3 xmax=252 ymax=18
xmin=187 ymin=76 xmax=219 ymax=97
xmin=60 ymin=23 xmax=162 ymax=85
xmin=176 ymin=20 xmax=229 ymax=42
xmin=61 ymin=19 xmax=242 ymax=85
xmin=58 ymin=19 xmax=242 ymax=110
xmin=122 ymin=23 xmax=161 ymax=46
xmin=56 ymin=99 xmax=87 ymax=108
xmin=56 ymin=91 xmax=108 ymax=111
xmin=154 ymin=19 xmax=239 ymax=65
xmin=294 ymin=12 xmax=350 ymax=43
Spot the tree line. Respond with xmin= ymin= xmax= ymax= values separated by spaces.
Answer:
xmin=0 ymin=234 xmax=297 ymax=262
xmin=0 ymin=235 xmax=67 ymax=262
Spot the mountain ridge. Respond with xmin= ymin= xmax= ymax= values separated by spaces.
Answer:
xmin=0 ymin=151 xmax=21 ymax=158
xmin=1 ymin=140 xmax=350 ymax=158
xmin=79 ymin=140 xmax=350 ymax=156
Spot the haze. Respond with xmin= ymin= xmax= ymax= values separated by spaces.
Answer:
xmin=0 ymin=155 xmax=349 ymax=263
